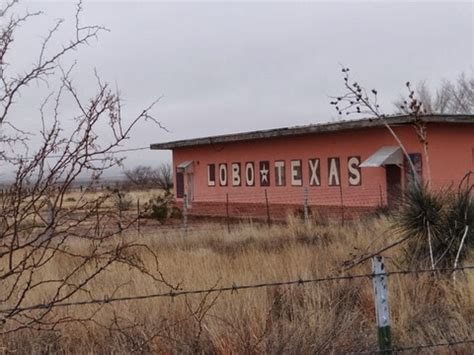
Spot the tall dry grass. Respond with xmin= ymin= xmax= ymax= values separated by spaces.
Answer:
xmin=0 ymin=215 xmax=472 ymax=354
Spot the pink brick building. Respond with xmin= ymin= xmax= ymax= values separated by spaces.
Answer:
xmin=151 ymin=115 xmax=474 ymax=219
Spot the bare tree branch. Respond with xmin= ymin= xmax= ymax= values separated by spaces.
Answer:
xmin=0 ymin=1 xmax=172 ymax=335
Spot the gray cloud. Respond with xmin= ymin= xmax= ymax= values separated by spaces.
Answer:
xmin=3 ymin=0 xmax=473 ymax=178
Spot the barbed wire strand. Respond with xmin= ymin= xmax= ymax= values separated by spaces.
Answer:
xmin=391 ymin=338 xmax=474 ymax=352
xmin=2 ymin=265 xmax=473 ymax=314
xmin=353 ymin=338 xmax=474 ymax=353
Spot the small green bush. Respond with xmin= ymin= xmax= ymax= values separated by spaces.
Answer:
xmin=145 ymin=191 xmax=176 ymax=224
xmin=170 ymin=206 xmax=182 ymax=219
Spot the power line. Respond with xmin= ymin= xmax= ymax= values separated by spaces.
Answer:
xmin=10 ymin=147 xmax=151 ymax=161
xmin=109 ymin=147 xmax=150 ymax=154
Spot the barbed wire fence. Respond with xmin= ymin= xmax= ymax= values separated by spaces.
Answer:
xmin=169 ymin=186 xmax=389 ymax=236
xmin=164 ymin=175 xmax=472 ymax=234
xmin=1 ymin=259 xmax=473 ymax=353
xmin=3 ymin=175 xmax=464 ymax=240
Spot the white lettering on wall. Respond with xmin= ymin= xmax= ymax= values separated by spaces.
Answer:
xmin=274 ymin=161 xmax=285 ymax=186
xmin=291 ymin=160 xmax=302 ymax=186
xmin=219 ymin=163 xmax=227 ymax=186
xmin=348 ymin=156 xmax=361 ymax=186
xmin=260 ymin=161 xmax=270 ymax=186
xmin=208 ymin=155 xmax=362 ymax=189
xmin=308 ymin=159 xmax=320 ymax=186
xmin=232 ymin=163 xmax=241 ymax=186
xmin=245 ymin=162 xmax=255 ymax=186
xmin=328 ymin=158 xmax=340 ymax=186
xmin=207 ymin=164 xmax=216 ymax=186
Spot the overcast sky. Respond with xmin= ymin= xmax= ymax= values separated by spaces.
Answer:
xmin=3 ymin=0 xmax=473 ymax=179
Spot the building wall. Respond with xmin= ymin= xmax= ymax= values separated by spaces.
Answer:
xmin=424 ymin=123 xmax=474 ymax=187
xmin=171 ymin=123 xmax=474 ymax=218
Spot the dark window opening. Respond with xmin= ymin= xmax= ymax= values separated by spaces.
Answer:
xmin=176 ymin=171 xmax=184 ymax=198
xmin=404 ymin=153 xmax=423 ymax=186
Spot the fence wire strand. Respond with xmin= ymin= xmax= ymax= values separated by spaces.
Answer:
xmin=353 ymin=338 xmax=474 ymax=353
xmin=2 ymin=265 xmax=473 ymax=315
xmin=390 ymin=338 xmax=474 ymax=352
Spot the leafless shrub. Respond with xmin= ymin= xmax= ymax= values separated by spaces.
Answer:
xmin=394 ymin=71 xmax=474 ymax=114
xmin=112 ymin=190 xmax=134 ymax=212
xmin=154 ymin=163 xmax=173 ymax=192
xmin=124 ymin=163 xmax=173 ymax=192
xmin=124 ymin=166 xmax=155 ymax=187
xmin=0 ymin=1 xmax=176 ymax=335
xmin=330 ymin=67 xmax=429 ymax=183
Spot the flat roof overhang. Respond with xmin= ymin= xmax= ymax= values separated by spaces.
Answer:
xmin=360 ymin=146 xmax=403 ymax=167
xmin=150 ymin=114 xmax=474 ymax=150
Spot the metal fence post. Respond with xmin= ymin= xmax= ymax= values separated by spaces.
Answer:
xmin=339 ymin=184 xmax=345 ymax=226
xmin=226 ymin=193 xmax=230 ymax=233
xmin=303 ymin=187 xmax=309 ymax=224
xmin=264 ymin=189 xmax=271 ymax=227
xmin=379 ymin=184 xmax=384 ymax=206
xmin=182 ymin=194 xmax=188 ymax=235
xmin=372 ymin=255 xmax=392 ymax=354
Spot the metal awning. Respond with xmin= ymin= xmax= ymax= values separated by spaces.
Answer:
xmin=360 ymin=146 xmax=403 ymax=168
xmin=176 ymin=160 xmax=194 ymax=172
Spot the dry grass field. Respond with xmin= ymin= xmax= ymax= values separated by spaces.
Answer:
xmin=60 ymin=188 xmax=165 ymax=210
xmin=1 ymin=205 xmax=472 ymax=354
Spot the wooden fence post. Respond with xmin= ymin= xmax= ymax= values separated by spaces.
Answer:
xmin=136 ymin=198 xmax=141 ymax=235
xmin=372 ymin=255 xmax=392 ymax=354
xmin=118 ymin=192 xmax=123 ymax=236
xmin=96 ymin=206 xmax=100 ymax=237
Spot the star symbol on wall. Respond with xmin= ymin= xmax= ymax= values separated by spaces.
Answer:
xmin=260 ymin=166 xmax=269 ymax=183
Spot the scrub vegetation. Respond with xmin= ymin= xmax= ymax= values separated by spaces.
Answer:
xmin=0 ymin=210 xmax=472 ymax=354
xmin=397 ymin=182 xmax=474 ymax=270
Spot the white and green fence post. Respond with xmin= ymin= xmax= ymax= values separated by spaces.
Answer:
xmin=372 ymin=255 xmax=392 ymax=354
